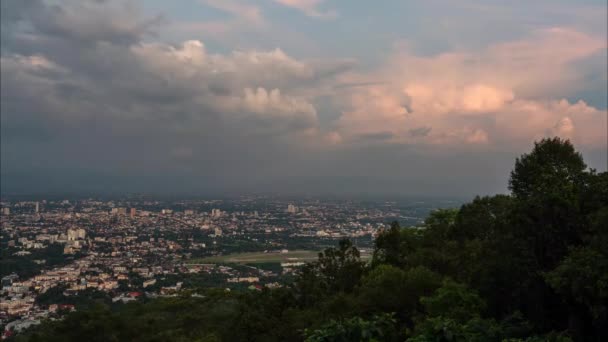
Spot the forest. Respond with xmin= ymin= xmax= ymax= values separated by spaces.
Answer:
xmin=12 ymin=138 xmax=608 ymax=341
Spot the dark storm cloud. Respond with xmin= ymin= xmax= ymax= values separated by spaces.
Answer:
xmin=0 ymin=0 xmax=346 ymax=196
xmin=1 ymin=0 xmax=162 ymax=49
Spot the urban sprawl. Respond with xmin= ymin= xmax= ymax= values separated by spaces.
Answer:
xmin=0 ymin=197 xmax=457 ymax=338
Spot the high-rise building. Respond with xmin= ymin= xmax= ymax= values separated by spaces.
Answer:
xmin=2 ymin=207 xmax=10 ymax=216
xmin=287 ymin=204 xmax=298 ymax=214
xmin=35 ymin=202 xmax=40 ymax=213
xmin=67 ymin=228 xmax=86 ymax=241
xmin=130 ymin=208 xmax=137 ymax=218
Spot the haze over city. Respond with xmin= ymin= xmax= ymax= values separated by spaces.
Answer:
xmin=1 ymin=0 xmax=607 ymax=197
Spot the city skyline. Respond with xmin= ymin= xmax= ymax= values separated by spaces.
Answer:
xmin=1 ymin=0 xmax=607 ymax=197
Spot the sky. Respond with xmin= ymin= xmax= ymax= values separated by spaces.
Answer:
xmin=1 ymin=0 xmax=607 ymax=198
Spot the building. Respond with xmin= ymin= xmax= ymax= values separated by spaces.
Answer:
xmin=211 ymin=208 xmax=222 ymax=218
xmin=227 ymin=277 xmax=259 ymax=283
xmin=2 ymin=207 xmax=9 ymax=216
xmin=67 ymin=228 xmax=86 ymax=241
xmin=130 ymin=208 xmax=137 ymax=218
xmin=214 ymin=227 xmax=223 ymax=237
xmin=35 ymin=202 xmax=40 ymax=213
xmin=287 ymin=204 xmax=298 ymax=214
xmin=1 ymin=274 xmax=19 ymax=288
xmin=143 ymin=279 xmax=157 ymax=288
xmin=111 ymin=207 xmax=127 ymax=215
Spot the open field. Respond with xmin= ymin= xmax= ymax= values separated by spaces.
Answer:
xmin=189 ymin=249 xmax=371 ymax=264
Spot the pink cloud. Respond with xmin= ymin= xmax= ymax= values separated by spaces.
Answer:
xmin=332 ymin=28 xmax=607 ymax=149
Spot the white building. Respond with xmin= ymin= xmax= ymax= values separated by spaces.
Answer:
xmin=67 ymin=228 xmax=86 ymax=241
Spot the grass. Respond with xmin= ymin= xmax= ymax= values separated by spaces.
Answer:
xmin=188 ymin=250 xmax=321 ymax=264
xmin=188 ymin=249 xmax=372 ymax=264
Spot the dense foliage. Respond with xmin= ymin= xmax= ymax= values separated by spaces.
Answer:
xmin=1 ymin=244 xmax=80 ymax=279
xmin=13 ymin=138 xmax=608 ymax=341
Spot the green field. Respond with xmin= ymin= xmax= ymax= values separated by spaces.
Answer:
xmin=188 ymin=250 xmax=321 ymax=264
xmin=189 ymin=249 xmax=371 ymax=264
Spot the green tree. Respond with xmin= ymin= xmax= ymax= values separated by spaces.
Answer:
xmin=544 ymin=246 xmax=608 ymax=340
xmin=408 ymin=281 xmax=503 ymax=342
xmin=294 ymin=239 xmax=365 ymax=305
xmin=304 ymin=313 xmax=397 ymax=342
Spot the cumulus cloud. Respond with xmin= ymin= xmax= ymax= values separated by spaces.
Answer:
xmin=333 ymin=28 xmax=607 ymax=149
xmin=0 ymin=0 xmax=353 ymax=194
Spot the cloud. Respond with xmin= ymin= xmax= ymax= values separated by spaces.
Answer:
xmin=0 ymin=0 xmax=358 ymax=195
xmin=1 ymin=1 xmax=605 ymax=197
xmin=333 ymin=28 xmax=607 ymax=149
xmin=2 ymin=39 xmax=324 ymax=134
xmin=409 ymin=127 xmax=432 ymax=137
xmin=273 ymin=0 xmax=337 ymax=19
xmin=2 ymin=0 xmax=162 ymax=49
xmin=243 ymin=87 xmax=316 ymax=118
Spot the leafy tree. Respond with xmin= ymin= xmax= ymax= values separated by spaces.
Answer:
xmin=294 ymin=239 xmax=365 ymax=305
xmin=509 ymin=137 xmax=587 ymax=202
xmin=304 ymin=313 xmax=397 ymax=342
xmin=544 ymin=246 xmax=608 ymax=340
xmin=408 ymin=281 xmax=502 ymax=341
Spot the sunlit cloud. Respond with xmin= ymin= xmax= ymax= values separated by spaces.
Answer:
xmin=332 ymin=28 xmax=607 ymax=149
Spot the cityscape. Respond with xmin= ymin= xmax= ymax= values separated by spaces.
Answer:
xmin=1 ymin=0 xmax=606 ymax=340
xmin=0 ymin=196 xmax=459 ymax=337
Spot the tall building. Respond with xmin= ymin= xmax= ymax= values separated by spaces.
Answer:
xmin=2 ymin=207 xmax=9 ymax=216
xmin=35 ymin=202 xmax=40 ymax=213
xmin=287 ymin=204 xmax=298 ymax=214
xmin=130 ymin=208 xmax=137 ymax=218
xmin=67 ymin=228 xmax=86 ymax=241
